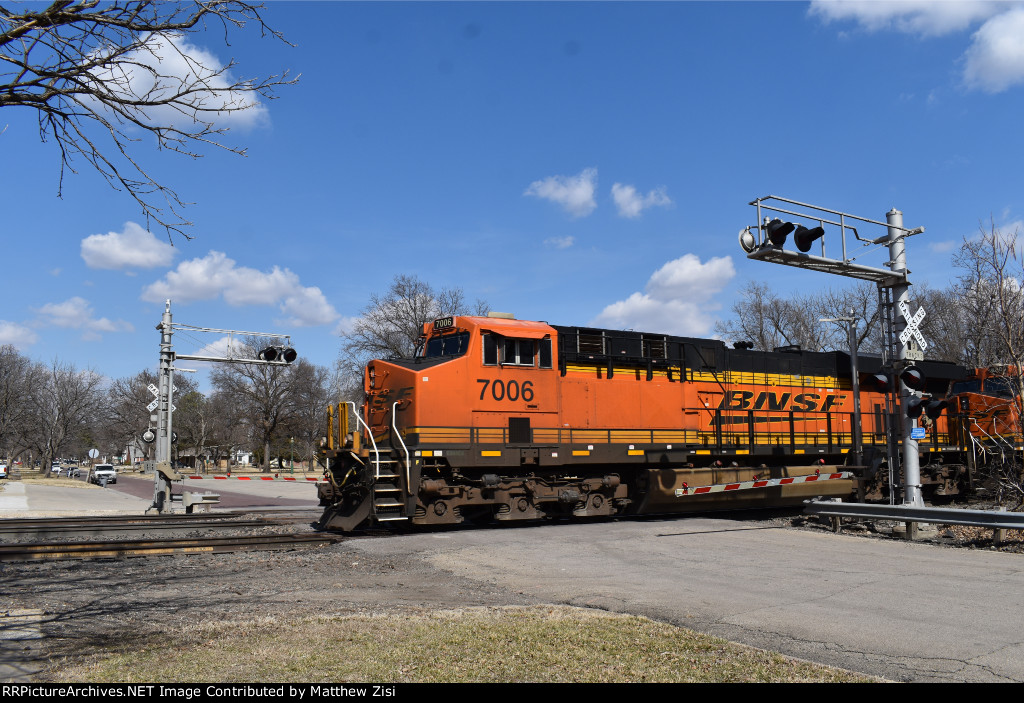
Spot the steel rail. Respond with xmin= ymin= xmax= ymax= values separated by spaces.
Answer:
xmin=0 ymin=533 xmax=341 ymax=561
xmin=0 ymin=518 xmax=273 ymax=536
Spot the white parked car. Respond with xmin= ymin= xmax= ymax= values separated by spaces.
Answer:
xmin=90 ymin=464 xmax=117 ymax=485
xmin=0 ymin=464 xmax=7 ymax=479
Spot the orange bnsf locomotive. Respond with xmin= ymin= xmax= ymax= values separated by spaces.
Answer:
xmin=317 ymin=314 xmax=968 ymax=531
xmin=949 ymin=366 xmax=1024 ymax=461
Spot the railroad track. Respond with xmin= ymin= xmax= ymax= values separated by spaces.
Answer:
xmin=0 ymin=510 xmax=320 ymax=537
xmin=0 ymin=532 xmax=341 ymax=561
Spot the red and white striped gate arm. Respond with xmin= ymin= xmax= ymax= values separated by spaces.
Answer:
xmin=185 ymin=475 xmax=325 ymax=482
xmin=674 ymin=471 xmax=853 ymax=498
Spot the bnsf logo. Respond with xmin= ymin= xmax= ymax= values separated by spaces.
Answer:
xmin=717 ymin=391 xmax=846 ymax=413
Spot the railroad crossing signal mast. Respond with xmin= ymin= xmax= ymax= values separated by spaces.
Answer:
xmin=148 ymin=300 xmax=298 ymax=513
xmin=738 ymin=196 xmax=928 ymax=506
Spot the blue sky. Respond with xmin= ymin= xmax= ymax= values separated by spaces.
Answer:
xmin=4 ymin=1 xmax=1024 ymax=386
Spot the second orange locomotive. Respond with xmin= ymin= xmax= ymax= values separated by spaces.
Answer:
xmin=318 ymin=313 xmax=966 ymax=531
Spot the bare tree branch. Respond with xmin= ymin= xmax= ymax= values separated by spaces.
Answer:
xmin=0 ymin=1 xmax=295 ymax=239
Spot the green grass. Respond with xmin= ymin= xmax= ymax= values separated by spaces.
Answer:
xmin=48 ymin=606 xmax=876 ymax=683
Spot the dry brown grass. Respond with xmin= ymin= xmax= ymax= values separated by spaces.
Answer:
xmin=48 ymin=606 xmax=877 ymax=683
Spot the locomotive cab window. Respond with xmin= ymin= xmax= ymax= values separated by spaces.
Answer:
xmin=483 ymin=334 xmax=552 ymax=369
xmin=420 ymin=331 xmax=470 ymax=359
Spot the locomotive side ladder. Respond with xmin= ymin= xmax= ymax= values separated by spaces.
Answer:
xmin=369 ymin=449 xmax=408 ymax=523
xmin=369 ymin=402 xmax=413 ymax=523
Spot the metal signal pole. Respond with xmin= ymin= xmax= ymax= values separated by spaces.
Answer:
xmin=887 ymin=208 xmax=923 ymax=507
xmin=145 ymin=300 xmax=299 ymax=513
xmin=740 ymin=196 xmax=927 ymax=509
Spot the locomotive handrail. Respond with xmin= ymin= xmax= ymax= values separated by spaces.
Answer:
xmin=392 ymin=401 xmax=410 ymax=494
xmin=344 ymin=400 xmax=383 ymax=479
xmin=971 ymin=418 xmax=1015 ymax=456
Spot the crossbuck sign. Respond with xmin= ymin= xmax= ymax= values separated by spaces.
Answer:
xmin=898 ymin=301 xmax=927 ymax=351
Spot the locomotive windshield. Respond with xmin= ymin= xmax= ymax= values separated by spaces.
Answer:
xmin=951 ymin=380 xmax=981 ymax=395
xmin=983 ymin=377 xmax=1015 ymax=398
xmin=951 ymin=378 xmax=1015 ymax=398
xmin=419 ymin=331 xmax=470 ymax=359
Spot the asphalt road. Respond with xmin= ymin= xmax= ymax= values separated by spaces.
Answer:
xmin=3 ymin=478 xmax=1020 ymax=682
xmin=348 ymin=516 xmax=1024 ymax=683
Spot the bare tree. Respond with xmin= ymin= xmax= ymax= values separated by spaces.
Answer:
xmin=716 ymin=280 xmax=886 ymax=355
xmin=22 ymin=358 xmax=105 ymax=475
xmin=206 ymin=388 xmax=248 ymax=469
xmin=953 ymin=222 xmax=1024 ymax=380
xmin=210 ymin=336 xmax=293 ymax=472
xmin=340 ymin=274 xmax=488 ymax=371
xmin=281 ymin=359 xmax=332 ymax=470
xmin=0 ymin=345 xmax=35 ymax=462
xmin=0 ymin=1 xmax=294 ymax=237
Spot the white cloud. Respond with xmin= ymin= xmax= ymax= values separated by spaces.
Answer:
xmin=810 ymin=1 xmax=1024 ymax=92
xmin=808 ymin=1 xmax=1008 ymax=36
xmin=611 ymin=183 xmax=673 ymax=219
xmin=524 ymin=168 xmax=598 ymax=217
xmin=86 ymin=32 xmax=269 ymax=129
xmin=590 ymin=254 xmax=736 ymax=336
xmin=0 ymin=321 xmax=39 ymax=348
xmin=142 ymin=251 xmax=340 ymax=327
xmin=544 ymin=236 xmax=575 ymax=249
xmin=33 ymin=297 xmax=134 ymax=340
xmin=928 ymin=240 xmax=957 ymax=254
xmin=963 ymin=8 xmax=1024 ymax=92
xmin=81 ymin=222 xmax=177 ymax=270
xmin=333 ymin=315 xmax=362 ymax=337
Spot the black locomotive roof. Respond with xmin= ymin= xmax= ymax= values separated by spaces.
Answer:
xmin=552 ymin=323 xmax=970 ymax=385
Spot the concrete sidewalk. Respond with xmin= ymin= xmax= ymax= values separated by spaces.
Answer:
xmin=0 ymin=481 xmax=151 ymax=517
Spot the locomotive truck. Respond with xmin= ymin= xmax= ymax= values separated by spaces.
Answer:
xmin=316 ymin=313 xmax=973 ymax=531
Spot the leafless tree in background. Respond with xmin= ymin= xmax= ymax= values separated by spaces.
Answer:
xmin=205 ymin=388 xmax=248 ymax=468
xmin=210 ymin=336 xmax=305 ymax=471
xmin=0 ymin=1 xmax=294 ymax=238
xmin=22 ymin=359 xmax=105 ymax=476
xmin=0 ymin=345 xmax=37 ymax=462
xmin=280 ymin=358 xmax=332 ymax=470
xmin=105 ymin=370 xmax=159 ymax=463
xmin=337 ymin=274 xmax=489 ymax=400
xmin=953 ymin=222 xmax=1024 ymax=391
xmin=715 ymin=280 xmax=880 ymax=354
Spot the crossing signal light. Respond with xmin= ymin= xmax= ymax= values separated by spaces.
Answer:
xmin=900 ymin=367 xmax=925 ymax=391
xmin=258 ymin=346 xmax=298 ymax=364
xmin=906 ymin=397 xmax=948 ymax=419
xmin=926 ymin=399 xmax=949 ymax=419
xmin=794 ymin=225 xmax=826 ymax=253
xmin=865 ymin=373 xmax=891 ymax=393
xmin=765 ymin=219 xmax=795 ymax=247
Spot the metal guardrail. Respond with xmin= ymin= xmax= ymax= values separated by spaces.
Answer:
xmin=804 ymin=500 xmax=1024 ymax=540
